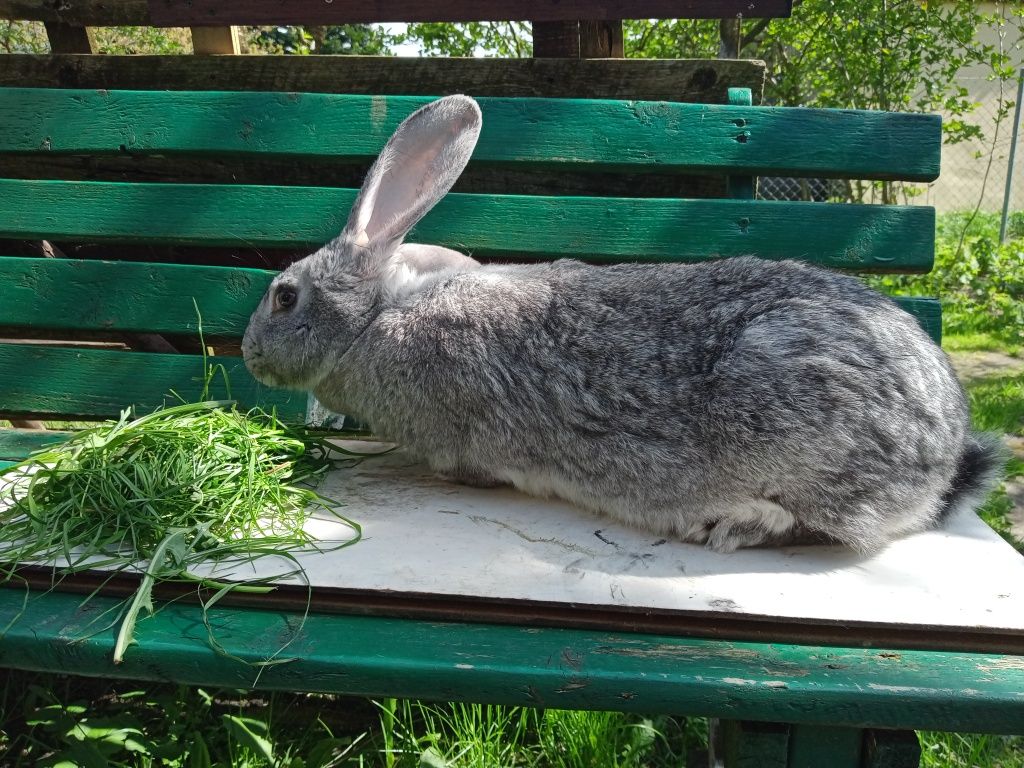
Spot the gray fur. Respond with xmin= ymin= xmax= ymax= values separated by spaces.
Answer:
xmin=243 ymin=95 xmax=1004 ymax=553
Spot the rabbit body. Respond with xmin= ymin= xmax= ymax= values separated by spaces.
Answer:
xmin=311 ymin=256 xmax=974 ymax=552
xmin=243 ymin=95 xmax=1003 ymax=553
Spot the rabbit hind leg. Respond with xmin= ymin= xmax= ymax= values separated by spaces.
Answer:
xmin=704 ymin=499 xmax=798 ymax=553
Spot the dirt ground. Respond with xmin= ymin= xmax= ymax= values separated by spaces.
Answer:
xmin=948 ymin=350 xmax=1024 ymax=384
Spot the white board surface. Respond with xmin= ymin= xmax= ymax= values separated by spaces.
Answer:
xmin=9 ymin=441 xmax=1024 ymax=635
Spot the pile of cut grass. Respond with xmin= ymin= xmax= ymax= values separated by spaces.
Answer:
xmin=0 ymin=396 xmax=360 ymax=663
xmin=0 ymin=400 xmax=350 ymax=569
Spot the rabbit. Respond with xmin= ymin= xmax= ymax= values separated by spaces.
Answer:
xmin=242 ymin=94 xmax=1005 ymax=554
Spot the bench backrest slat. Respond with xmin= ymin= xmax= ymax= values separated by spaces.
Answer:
xmin=0 ymin=180 xmax=936 ymax=270
xmin=0 ymin=90 xmax=941 ymax=182
xmin=0 ymin=257 xmax=272 ymax=335
xmin=0 ymin=256 xmax=942 ymax=342
xmin=0 ymin=343 xmax=304 ymax=421
xmin=0 ymin=57 xmax=766 ymax=103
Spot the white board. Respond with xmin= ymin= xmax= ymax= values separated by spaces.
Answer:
xmin=9 ymin=441 xmax=1024 ymax=638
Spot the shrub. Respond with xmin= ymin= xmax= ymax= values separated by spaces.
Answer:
xmin=870 ymin=212 xmax=1024 ymax=343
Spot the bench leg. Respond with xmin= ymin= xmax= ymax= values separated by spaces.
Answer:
xmin=711 ymin=719 xmax=790 ymax=767
xmin=861 ymin=729 xmax=921 ymax=768
xmin=709 ymin=720 xmax=920 ymax=768
xmin=788 ymin=724 xmax=863 ymax=767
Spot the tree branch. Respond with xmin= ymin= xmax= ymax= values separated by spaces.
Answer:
xmin=740 ymin=17 xmax=772 ymax=49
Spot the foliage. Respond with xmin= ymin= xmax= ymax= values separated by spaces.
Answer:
xmin=0 ymin=672 xmax=363 ymax=767
xmin=4 ymin=674 xmax=1024 ymax=768
xmin=93 ymin=26 xmax=190 ymax=54
xmin=943 ymin=331 xmax=1021 ymax=357
xmin=404 ymin=22 xmax=531 ymax=58
xmin=245 ymin=25 xmax=395 ymax=55
xmin=371 ymin=698 xmax=699 ymax=767
xmin=869 ymin=212 xmax=1024 ymax=344
xmin=0 ymin=19 xmax=394 ymax=56
xmin=635 ymin=1 xmax=1024 ymax=153
xmin=920 ymin=730 xmax=1024 ymax=768
xmin=977 ymin=482 xmax=1024 ymax=553
xmin=403 ymin=4 xmax=1022 ymax=122
xmin=0 ymin=674 xmax=704 ymax=767
xmin=0 ymin=19 xmax=47 ymax=53
xmin=966 ymin=371 xmax=1024 ymax=438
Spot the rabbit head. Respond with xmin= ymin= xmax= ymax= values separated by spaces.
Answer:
xmin=242 ymin=95 xmax=482 ymax=391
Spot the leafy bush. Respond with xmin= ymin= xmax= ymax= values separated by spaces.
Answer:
xmin=870 ymin=212 xmax=1024 ymax=343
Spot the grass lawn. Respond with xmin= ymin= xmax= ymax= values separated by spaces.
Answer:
xmin=953 ymin=335 xmax=1024 ymax=554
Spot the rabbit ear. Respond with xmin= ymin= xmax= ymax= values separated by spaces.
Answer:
xmin=381 ymin=243 xmax=480 ymax=301
xmin=393 ymin=243 xmax=480 ymax=274
xmin=342 ymin=95 xmax=482 ymax=266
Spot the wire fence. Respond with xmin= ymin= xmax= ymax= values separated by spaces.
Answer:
xmin=758 ymin=73 xmax=1024 ymax=242
xmin=924 ymin=75 xmax=1024 ymax=219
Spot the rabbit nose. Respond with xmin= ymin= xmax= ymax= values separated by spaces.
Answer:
xmin=241 ymin=335 xmax=260 ymax=358
xmin=241 ymin=327 xmax=257 ymax=349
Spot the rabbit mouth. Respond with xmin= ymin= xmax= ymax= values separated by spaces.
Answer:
xmin=243 ymin=352 xmax=281 ymax=388
xmin=246 ymin=362 xmax=277 ymax=387
xmin=245 ymin=353 xmax=318 ymax=391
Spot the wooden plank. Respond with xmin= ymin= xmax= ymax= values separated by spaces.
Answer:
xmin=896 ymin=297 xmax=940 ymax=343
xmin=148 ymin=0 xmax=793 ymax=25
xmin=190 ymin=26 xmax=240 ymax=54
xmin=6 ymin=419 xmax=46 ymax=430
xmin=1 ymin=588 xmax=1020 ymax=732
xmin=532 ymin=21 xmax=579 ymax=58
xmin=0 ymin=180 xmax=937 ymax=271
xmin=0 ymin=257 xmax=272 ymax=335
xmin=0 ymin=89 xmax=941 ymax=181
xmin=0 ymin=258 xmax=942 ymax=344
xmin=8 ymin=446 xmax=1024 ymax=653
xmin=0 ymin=0 xmax=148 ymax=24
xmin=42 ymin=22 xmax=95 ymax=54
xmin=579 ymin=20 xmax=624 ymax=58
xmin=0 ymin=55 xmax=766 ymax=103
xmin=0 ymin=0 xmax=793 ymax=24
xmin=0 ymin=344 xmax=305 ymax=420
xmin=727 ymin=87 xmax=756 ymax=198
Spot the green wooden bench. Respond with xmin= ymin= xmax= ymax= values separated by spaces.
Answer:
xmin=0 ymin=86 xmax=1021 ymax=767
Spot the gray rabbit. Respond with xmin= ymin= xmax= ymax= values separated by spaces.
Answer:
xmin=242 ymin=95 xmax=1004 ymax=553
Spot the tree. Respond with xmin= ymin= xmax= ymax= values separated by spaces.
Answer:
xmin=245 ymin=25 xmax=395 ymax=55
xmin=403 ymin=22 xmax=531 ymax=58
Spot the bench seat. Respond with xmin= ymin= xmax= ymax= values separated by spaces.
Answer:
xmin=0 ymin=86 xmax=1021 ymax=766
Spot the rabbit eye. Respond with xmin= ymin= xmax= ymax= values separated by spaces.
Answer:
xmin=273 ymin=287 xmax=297 ymax=312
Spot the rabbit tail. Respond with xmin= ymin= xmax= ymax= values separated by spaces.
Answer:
xmin=937 ymin=433 xmax=1007 ymax=523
